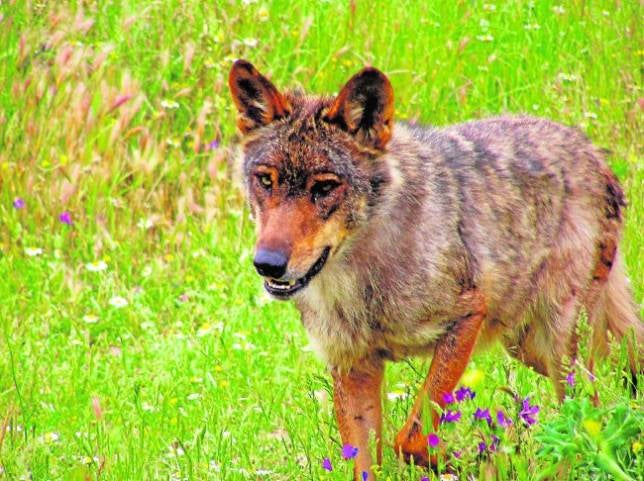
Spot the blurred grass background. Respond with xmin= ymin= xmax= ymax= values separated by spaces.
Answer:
xmin=0 ymin=0 xmax=641 ymax=479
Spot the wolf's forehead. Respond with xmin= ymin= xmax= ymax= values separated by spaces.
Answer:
xmin=245 ymin=132 xmax=355 ymax=177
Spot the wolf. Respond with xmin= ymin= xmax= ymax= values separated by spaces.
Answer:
xmin=228 ymin=59 xmax=641 ymax=480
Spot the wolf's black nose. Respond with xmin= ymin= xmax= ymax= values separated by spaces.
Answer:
xmin=254 ymin=249 xmax=288 ymax=278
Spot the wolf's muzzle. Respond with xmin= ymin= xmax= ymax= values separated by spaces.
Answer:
xmin=253 ymin=248 xmax=289 ymax=279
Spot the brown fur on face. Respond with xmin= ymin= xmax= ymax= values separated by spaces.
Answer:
xmin=230 ymin=61 xmax=394 ymax=281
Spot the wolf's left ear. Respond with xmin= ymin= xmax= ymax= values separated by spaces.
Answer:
xmin=229 ymin=60 xmax=291 ymax=134
xmin=323 ymin=67 xmax=394 ymax=150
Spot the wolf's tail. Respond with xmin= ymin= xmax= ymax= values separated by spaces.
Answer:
xmin=589 ymin=251 xmax=642 ymax=390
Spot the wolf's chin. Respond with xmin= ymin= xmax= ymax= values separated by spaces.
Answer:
xmin=263 ymin=246 xmax=331 ymax=300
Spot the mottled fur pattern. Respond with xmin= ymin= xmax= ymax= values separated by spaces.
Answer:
xmin=229 ymin=60 xmax=641 ymax=477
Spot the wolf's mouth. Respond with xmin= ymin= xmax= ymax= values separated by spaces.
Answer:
xmin=264 ymin=247 xmax=331 ymax=299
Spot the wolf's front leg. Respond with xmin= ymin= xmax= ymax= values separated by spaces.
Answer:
xmin=394 ymin=290 xmax=486 ymax=466
xmin=331 ymin=358 xmax=384 ymax=481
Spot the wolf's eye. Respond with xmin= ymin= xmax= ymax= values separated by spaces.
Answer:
xmin=311 ymin=180 xmax=339 ymax=200
xmin=256 ymin=173 xmax=273 ymax=191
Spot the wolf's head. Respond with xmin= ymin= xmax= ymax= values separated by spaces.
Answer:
xmin=229 ymin=60 xmax=395 ymax=299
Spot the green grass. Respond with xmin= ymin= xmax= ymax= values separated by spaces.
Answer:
xmin=0 ymin=0 xmax=641 ymax=479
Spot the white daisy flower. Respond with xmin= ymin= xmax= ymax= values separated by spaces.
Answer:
xmin=108 ymin=296 xmax=128 ymax=308
xmin=85 ymin=260 xmax=108 ymax=272
xmin=25 ymin=247 xmax=43 ymax=257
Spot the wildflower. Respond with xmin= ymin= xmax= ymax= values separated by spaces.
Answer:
xmin=13 ymin=197 xmax=25 ymax=209
xmin=387 ymin=390 xmax=406 ymax=401
xmin=582 ymin=419 xmax=601 ymax=438
xmin=59 ymin=211 xmax=73 ymax=225
xmin=421 ymin=478 xmax=430 ymax=481
xmin=85 ymin=260 xmax=108 ymax=272
xmin=441 ymin=409 xmax=462 ymax=423
xmin=342 ymin=443 xmax=358 ymax=460
xmin=440 ymin=475 xmax=458 ymax=481
xmin=496 ymin=409 xmax=513 ymax=428
xmin=461 ymin=368 xmax=484 ymax=387
xmin=321 ymin=457 xmax=332 ymax=471
xmin=427 ymin=432 xmax=440 ymax=448
xmin=478 ymin=441 xmax=487 ymax=454
xmin=42 ymin=432 xmax=60 ymax=444
xmin=490 ymin=434 xmax=500 ymax=452
xmin=108 ymin=296 xmax=128 ymax=308
xmin=207 ymin=139 xmax=219 ymax=150
xmin=25 ymin=247 xmax=43 ymax=257
xmin=452 ymin=450 xmax=462 ymax=459
xmin=455 ymin=386 xmax=475 ymax=402
xmin=160 ymin=99 xmax=180 ymax=110
xmin=257 ymin=5 xmax=269 ymax=22
xmin=519 ymin=397 xmax=539 ymax=426
xmin=442 ymin=391 xmax=455 ymax=404
xmin=361 ymin=472 xmax=368 ymax=481
xmin=82 ymin=314 xmax=99 ymax=324
xmin=566 ymin=371 xmax=575 ymax=387
xmin=474 ymin=407 xmax=492 ymax=425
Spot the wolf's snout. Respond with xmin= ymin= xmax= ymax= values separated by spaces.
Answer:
xmin=253 ymin=248 xmax=289 ymax=278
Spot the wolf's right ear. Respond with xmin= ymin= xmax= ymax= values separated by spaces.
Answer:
xmin=228 ymin=60 xmax=291 ymax=134
xmin=323 ymin=67 xmax=394 ymax=150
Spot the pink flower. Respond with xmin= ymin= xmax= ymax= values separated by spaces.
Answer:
xmin=427 ymin=432 xmax=440 ymax=448
xmin=59 ymin=211 xmax=73 ymax=225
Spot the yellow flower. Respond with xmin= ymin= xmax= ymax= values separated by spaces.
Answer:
xmin=461 ymin=368 xmax=484 ymax=387
xmin=633 ymin=441 xmax=642 ymax=454
xmin=582 ymin=419 xmax=601 ymax=438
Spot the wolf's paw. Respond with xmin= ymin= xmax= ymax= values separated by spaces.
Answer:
xmin=393 ymin=429 xmax=434 ymax=467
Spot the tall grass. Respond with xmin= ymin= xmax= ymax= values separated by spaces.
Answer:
xmin=0 ymin=1 xmax=641 ymax=479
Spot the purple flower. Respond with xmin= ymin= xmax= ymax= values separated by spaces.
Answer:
xmin=361 ymin=471 xmax=368 ymax=481
xmin=59 ymin=211 xmax=73 ymax=225
xmin=207 ymin=139 xmax=219 ymax=150
xmin=496 ymin=409 xmax=513 ymax=428
xmin=566 ymin=371 xmax=575 ymax=387
xmin=588 ymin=372 xmax=596 ymax=382
xmin=490 ymin=434 xmax=500 ymax=452
xmin=440 ymin=409 xmax=462 ymax=423
xmin=341 ymin=443 xmax=358 ymax=460
xmin=455 ymin=386 xmax=475 ymax=402
xmin=474 ymin=408 xmax=492 ymax=425
xmin=321 ymin=458 xmax=332 ymax=471
xmin=442 ymin=391 xmax=455 ymax=404
xmin=421 ymin=478 xmax=430 ymax=481
xmin=452 ymin=450 xmax=462 ymax=459
xmin=519 ymin=397 xmax=539 ymax=426
xmin=478 ymin=441 xmax=487 ymax=454
xmin=427 ymin=432 xmax=440 ymax=448
xmin=13 ymin=197 xmax=25 ymax=209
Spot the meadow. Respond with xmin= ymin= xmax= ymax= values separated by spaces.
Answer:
xmin=0 ymin=0 xmax=642 ymax=479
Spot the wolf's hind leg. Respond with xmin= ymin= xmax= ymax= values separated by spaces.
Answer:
xmin=505 ymin=296 xmax=581 ymax=402
xmin=394 ymin=290 xmax=486 ymax=467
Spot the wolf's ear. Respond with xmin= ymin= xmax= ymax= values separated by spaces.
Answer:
xmin=228 ymin=60 xmax=291 ymax=134
xmin=323 ymin=67 xmax=394 ymax=150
